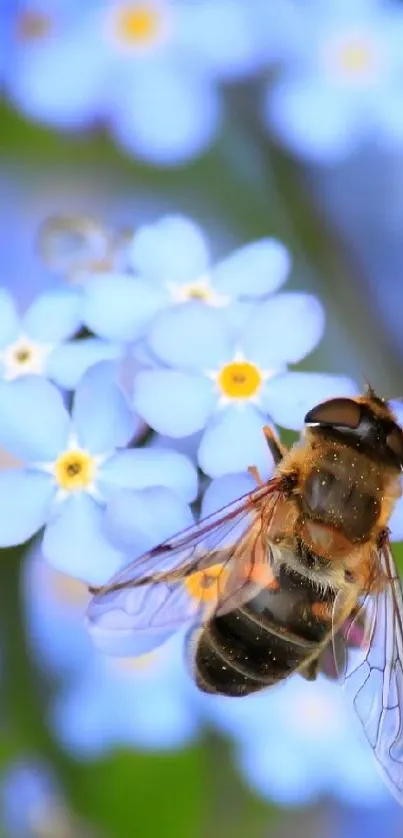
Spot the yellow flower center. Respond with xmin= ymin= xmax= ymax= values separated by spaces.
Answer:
xmin=329 ymin=34 xmax=377 ymax=80
xmin=17 ymin=10 xmax=52 ymax=41
xmin=185 ymin=564 xmax=228 ymax=603
xmin=54 ymin=450 xmax=96 ymax=492
xmin=111 ymin=2 xmax=164 ymax=48
xmin=218 ymin=361 xmax=262 ymax=400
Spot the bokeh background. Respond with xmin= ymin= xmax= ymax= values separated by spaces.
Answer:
xmin=2 ymin=0 xmax=403 ymax=836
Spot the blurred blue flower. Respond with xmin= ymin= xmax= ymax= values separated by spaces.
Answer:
xmin=6 ymin=1 xmax=274 ymax=165
xmin=0 ymin=362 xmax=197 ymax=584
xmin=24 ymin=549 xmax=199 ymax=757
xmin=0 ymin=286 xmax=121 ymax=389
xmin=264 ymin=0 xmax=403 ymax=163
xmin=81 ymin=214 xmax=292 ymax=341
xmin=133 ymin=297 xmax=356 ymax=476
xmin=204 ymin=674 xmax=390 ymax=807
xmin=0 ymin=759 xmax=66 ymax=838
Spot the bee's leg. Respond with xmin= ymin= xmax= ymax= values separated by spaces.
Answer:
xmin=262 ymin=426 xmax=287 ymax=465
xmin=300 ymin=656 xmax=320 ymax=682
xmin=248 ymin=428 xmax=287 ymax=486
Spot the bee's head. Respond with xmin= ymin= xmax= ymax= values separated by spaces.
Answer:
xmin=304 ymin=395 xmax=403 ymax=470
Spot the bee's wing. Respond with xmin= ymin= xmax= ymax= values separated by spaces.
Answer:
xmin=333 ymin=539 xmax=403 ymax=805
xmin=37 ymin=214 xmax=111 ymax=276
xmin=86 ymin=479 xmax=284 ymax=654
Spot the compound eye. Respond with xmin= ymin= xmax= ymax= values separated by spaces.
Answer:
xmin=386 ymin=425 xmax=403 ymax=464
xmin=305 ymin=398 xmax=361 ymax=429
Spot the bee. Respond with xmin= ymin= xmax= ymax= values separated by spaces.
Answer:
xmin=88 ymin=389 xmax=403 ymax=803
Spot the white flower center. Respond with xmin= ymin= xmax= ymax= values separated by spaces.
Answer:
xmin=166 ymin=276 xmax=230 ymax=308
xmin=0 ymin=334 xmax=54 ymax=381
xmin=206 ymin=350 xmax=276 ymax=407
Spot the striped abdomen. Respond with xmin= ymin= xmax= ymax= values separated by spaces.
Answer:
xmin=193 ymin=564 xmax=336 ymax=697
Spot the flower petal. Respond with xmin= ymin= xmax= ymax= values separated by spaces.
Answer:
xmin=0 ymin=288 xmax=20 ymax=347
xmin=0 ymin=469 xmax=54 ymax=546
xmin=134 ymin=369 xmax=216 ymax=437
xmin=261 ymin=372 xmax=358 ymax=431
xmin=265 ymin=78 xmax=358 ymax=163
xmin=202 ymin=472 xmax=260 ymax=517
xmin=111 ymin=61 xmax=220 ymax=165
xmin=82 ymin=275 xmax=165 ymax=341
xmin=72 ymin=362 xmax=137 ymax=453
xmin=42 ymin=494 xmax=125 ymax=585
xmin=47 ymin=338 xmax=123 ymax=391
xmin=212 ymin=238 xmax=291 ymax=299
xmin=389 ymin=494 xmax=403 ymax=542
xmin=0 ymin=377 xmax=70 ymax=461
xmin=241 ymin=293 xmax=325 ymax=368
xmin=23 ymin=289 xmax=82 ymax=343
xmin=105 ymin=487 xmax=194 ymax=552
xmin=99 ymin=448 xmax=198 ymax=503
xmin=149 ymin=304 xmax=233 ymax=370
xmin=128 ymin=215 xmax=210 ymax=285
xmin=198 ymin=405 xmax=275 ymax=477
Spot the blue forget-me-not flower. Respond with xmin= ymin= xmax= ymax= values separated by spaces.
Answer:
xmin=133 ymin=297 xmax=356 ymax=476
xmin=264 ymin=0 xmax=403 ymax=163
xmin=6 ymin=1 xmax=273 ymax=165
xmin=0 ymin=286 xmax=121 ymax=390
xmin=81 ymin=214 xmax=292 ymax=341
xmin=24 ymin=549 xmax=199 ymax=756
xmin=0 ymin=361 xmax=197 ymax=584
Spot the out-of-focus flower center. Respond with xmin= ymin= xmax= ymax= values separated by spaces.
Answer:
xmin=51 ymin=568 xmax=89 ymax=606
xmin=327 ymin=33 xmax=378 ymax=80
xmin=219 ymin=361 xmax=262 ymax=399
xmin=54 ymin=450 xmax=96 ymax=492
xmin=185 ymin=564 xmax=227 ymax=603
xmin=0 ymin=336 xmax=53 ymax=381
xmin=17 ymin=10 xmax=52 ymax=41
xmin=167 ymin=277 xmax=230 ymax=308
xmin=114 ymin=648 xmax=163 ymax=675
xmin=108 ymin=2 xmax=168 ymax=51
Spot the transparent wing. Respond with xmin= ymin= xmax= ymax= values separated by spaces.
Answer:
xmin=334 ymin=540 xmax=403 ymax=805
xmin=86 ymin=479 xmax=284 ymax=651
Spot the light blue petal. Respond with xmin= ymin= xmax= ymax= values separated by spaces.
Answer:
xmin=134 ymin=369 xmax=216 ymax=436
xmin=201 ymin=472 xmax=259 ymax=547
xmin=376 ymin=87 xmax=403 ymax=150
xmin=128 ymin=215 xmax=210 ymax=285
xmin=0 ymin=469 xmax=54 ymax=546
xmin=99 ymin=448 xmax=198 ymax=503
xmin=72 ymin=362 xmax=136 ymax=454
xmin=261 ymin=372 xmax=358 ymax=430
xmin=0 ymin=288 xmax=20 ymax=346
xmin=389 ymin=494 xmax=403 ymax=542
xmin=105 ymin=487 xmax=194 ymax=552
xmin=212 ymin=238 xmax=290 ymax=299
xmin=42 ymin=493 xmax=125 ymax=586
xmin=202 ymin=472 xmax=261 ymax=518
xmin=9 ymin=28 xmax=104 ymax=128
xmin=264 ymin=78 xmax=358 ymax=163
xmin=47 ymin=338 xmax=123 ymax=391
xmin=241 ymin=293 xmax=325 ymax=367
xmin=198 ymin=405 xmax=275 ymax=477
xmin=23 ymin=288 xmax=82 ymax=342
xmin=111 ymin=60 xmax=221 ymax=165
xmin=0 ymin=377 xmax=70 ymax=461
xmin=149 ymin=304 xmax=233 ymax=370
xmin=238 ymin=740 xmax=319 ymax=806
xmin=82 ymin=274 xmax=165 ymax=341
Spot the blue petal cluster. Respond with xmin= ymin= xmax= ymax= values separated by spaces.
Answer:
xmin=4 ymin=0 xmax=275 ymax=165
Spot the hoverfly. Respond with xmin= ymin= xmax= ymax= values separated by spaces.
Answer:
xmin=37 ymin=214 xmax=131 ymax=281
xmin=87 ymin=389 xmax=403 ymax=804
